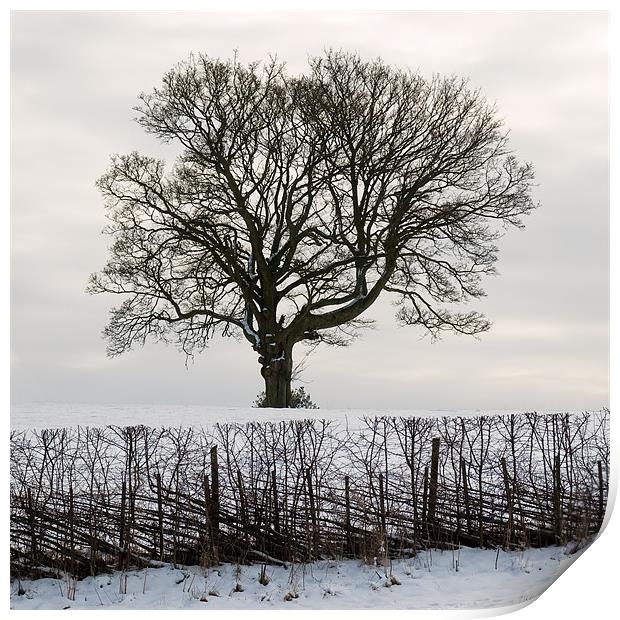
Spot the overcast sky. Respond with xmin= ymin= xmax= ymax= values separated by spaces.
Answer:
xmin=10 ymin=11 xmax=608 ymax=411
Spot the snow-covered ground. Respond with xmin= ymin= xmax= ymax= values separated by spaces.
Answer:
xmin=10 ymin=544 xmax=586 ymax=611
xmin=10 ymin=402 xmax=572 ymax=431
xmin=10 ymin=404 xmax=603 ymax=610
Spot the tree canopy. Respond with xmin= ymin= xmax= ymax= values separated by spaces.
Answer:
xmin=89 ymin=50 xmax=536 ymax=407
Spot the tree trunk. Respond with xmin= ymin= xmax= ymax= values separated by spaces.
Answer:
xmin=261 ymin=342 xmax=294 ymax=407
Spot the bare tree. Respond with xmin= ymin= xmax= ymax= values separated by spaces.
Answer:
xmin=88 ymin=50 xmax=536 ymax=407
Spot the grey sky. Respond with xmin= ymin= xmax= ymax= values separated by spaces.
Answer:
xmin=10 ymin=11 xmax=608 ymax=410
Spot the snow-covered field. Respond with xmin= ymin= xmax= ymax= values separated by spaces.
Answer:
xmin=10 ymin=402 xmax=568 ymax=431
xmin=10 ymin=544 xmax=587 ymax=611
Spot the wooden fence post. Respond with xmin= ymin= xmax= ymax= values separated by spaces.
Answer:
xmin=422 ymin=466 xmax=429 ymax=528
xmin=156 ymin=472 xmax=164 ymax=562
xmin=210 ymin=446 xmax=220 ymax=557
xmin=553 ymin=453 xmax=562 ymax=543
xmin=202 ymin=473 xmax=220 ymax=566
xmin=236 ymin=468 xmax=248 ymax=532
xmin=460 ymin=457 xmax=472 ymax=535
xmin=306 ymin=468 xmax=318 ymax=558
xmin=118 ymin=479 xmax=126 ymax=570
xmin=597 ymin=460 xmax=605 ymax=529
xmin=89 ymin=502 xmax=98 ymax=577
xmin=427 ymin=438 xmax=440 ymax=529
xmin=26 ymin=487 xmax=37 ymax=567
xmin=68 ymin=484 xmax=75 ymax=575
xmin=410 ymin=465 xmax=418 ymax=527
xmin=379 ymin=472 xmax=387 ymax=536
xmin=500 ymin=457 xmax=514 ymax=547
xmin=344 ymin=474 xmax=352 ymax=555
